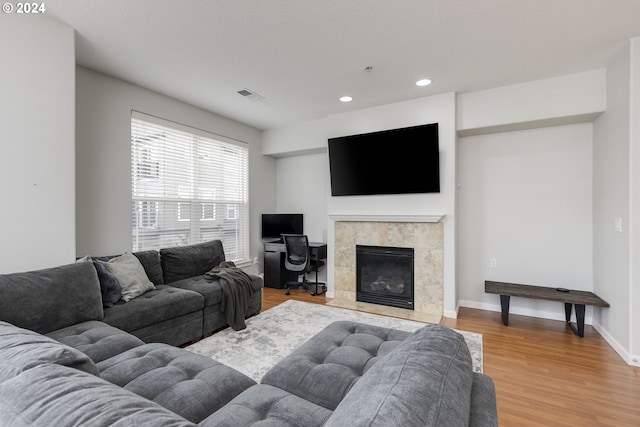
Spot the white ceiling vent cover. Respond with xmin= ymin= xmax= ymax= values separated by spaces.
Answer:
xmin=237 ymin=88 xmax=265 ymax=102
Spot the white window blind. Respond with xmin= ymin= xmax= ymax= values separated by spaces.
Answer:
xmin=131 ymin=112 xmax=249 ymax=263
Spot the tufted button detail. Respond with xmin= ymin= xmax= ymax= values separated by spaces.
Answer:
xmin=261 ymin=320 xmax=414 ymax=410
xmin=97 ymin=343 xmax=255 ymax=423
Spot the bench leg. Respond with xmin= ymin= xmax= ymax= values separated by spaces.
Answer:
xmin=564 ymin=303 xmax=572 ymax=323
xmin=575 ymin=304 xmax=586 ymax=337
xmin=500 ymin=295 xmax=510 ymax=326
xmin=565 ymin=303 xmax=586 ymax=338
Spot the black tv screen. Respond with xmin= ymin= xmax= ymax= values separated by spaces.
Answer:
xmin=328 ymin=123 xmax=440 ymax=196
xmin=261 ymin=214 xmax=303 ymax=239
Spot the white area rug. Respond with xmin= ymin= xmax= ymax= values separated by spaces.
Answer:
xmin=186 ymin=300 xmax=483 ymax=382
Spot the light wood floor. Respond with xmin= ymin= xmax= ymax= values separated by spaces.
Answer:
xmin=262 ymin=287 xmax=640 ymax=427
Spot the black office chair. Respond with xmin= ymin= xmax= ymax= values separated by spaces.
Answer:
xmin=282 ymin=234 xmax=326 ymax=296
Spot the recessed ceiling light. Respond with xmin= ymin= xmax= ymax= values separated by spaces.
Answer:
xmin=339 ymin=96 xmax=353 ymax=103
xmin=416 ymin=79 xmax=432 ymax=87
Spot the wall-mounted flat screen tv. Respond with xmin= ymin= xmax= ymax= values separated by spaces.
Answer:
xmin=261 ymin=213 xmax=303 ymax=239
xmin=328 ymin=123 xmax=440 ymax=196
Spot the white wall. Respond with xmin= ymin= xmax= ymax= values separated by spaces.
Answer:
xmin=265 ymin=93 xmax=458 ymax=314
xmin=76 ymin=67 xmax=275 ymax=261
xmin=265 ymin=71 xmax=609 ymax=322
xmin=276 ymin=153 xmax=327 ymax=243
xmin=272 ymin=153 xmax=328 ymax=281
xmin=591 ymin=39 xmax=640 ymax=366
xmin=457 ymin=69 xmax=606 ymax=133
xmin=458 ymin=124 xmax=594 ymax=321
xmin=593 ymin=43 xmax=631 ymax=356
xmin=630 ymin=38 xmax=640 ymax=364
xmin=0 ymin=16 xmax=75 ymax=273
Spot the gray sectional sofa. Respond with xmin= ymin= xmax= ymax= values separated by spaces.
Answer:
xmin=0 ymin=239 xmax=262 ymax=352
xmin=101 ymin=240 xmax=263 ymax=345
xmin=0 ymin=240 xmax=498 ymax=426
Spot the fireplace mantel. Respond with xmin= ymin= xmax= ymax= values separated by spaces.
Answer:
xmin=328 ymin=214 xmax=445 ymax=223
xmin=327 ymin=215 xmax=445 ymax=323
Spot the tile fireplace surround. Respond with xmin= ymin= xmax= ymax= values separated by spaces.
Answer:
xmin=328 ymin=215 xmax=444 ymax=323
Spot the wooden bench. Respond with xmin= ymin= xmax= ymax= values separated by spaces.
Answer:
xmin=484 ymin=281 xmax=609 ymax=337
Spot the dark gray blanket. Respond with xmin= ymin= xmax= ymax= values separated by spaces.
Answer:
xmin=204 ymin=261 xmax=253 ymax=331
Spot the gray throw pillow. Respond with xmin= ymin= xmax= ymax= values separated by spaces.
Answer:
xmin=96 ymin=253 xmax=155 ymax=302
xmin=92 ymin=261 xmax=122 ymax=307
xmin=76 ymin=256 xmax=122 ymax=307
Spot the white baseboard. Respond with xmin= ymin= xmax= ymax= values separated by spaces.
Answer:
xmin=443 ymin=303 xmax=459 ymax=319
xmin=591 ymin=320 xmax=640 ymax=367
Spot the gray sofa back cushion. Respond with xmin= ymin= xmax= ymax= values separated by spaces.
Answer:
xmin=160 ymin=240 xmax=225 ymax=284
xmin=133 ymin=250 xmax=165 ymax=286
xmin=0 ymin=262 xmax=103 ymax=333
xmin=0 ymin=364 xmax=195 ymax=426
xmin=325 ymin=324 xmax=474 ymax=427
xmin=0 ymin=321 xmax=99 ymax=382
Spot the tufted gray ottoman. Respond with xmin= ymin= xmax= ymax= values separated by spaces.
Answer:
xmin=97 ymin=343 xmax=256 ymax=423
xmin=261 ymin=320 xmax=412 ymax=410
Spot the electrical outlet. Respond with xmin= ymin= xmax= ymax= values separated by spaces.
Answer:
xmin=490 ymin=258 xmax=497 ymax=268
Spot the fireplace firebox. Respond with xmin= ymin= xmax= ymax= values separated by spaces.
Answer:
xmin=356 ymin=245 xmax=414 ymax=310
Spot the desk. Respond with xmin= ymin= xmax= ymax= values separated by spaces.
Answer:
xmin=263 ymin=241 xmax=327 ymax=289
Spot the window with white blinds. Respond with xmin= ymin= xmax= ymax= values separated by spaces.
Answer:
xmin=131 ymin=112 xmax=249 ymax=263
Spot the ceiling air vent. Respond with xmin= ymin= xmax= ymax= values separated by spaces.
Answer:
xmin=237 ymin=88 xmax=265 ymax=102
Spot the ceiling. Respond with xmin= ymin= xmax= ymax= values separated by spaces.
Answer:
xmin=46 ymin=0 xmax=640 ymax=131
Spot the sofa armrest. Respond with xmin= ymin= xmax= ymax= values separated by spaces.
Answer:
xmin=0 ymin=364 xmax=195 ymax=426
xmin=325 ymin=324 xmax=475 ymax=427
xmin=469 ymin=372 xmax=499 ymax=427
xmin=249 ymin=274 xmax=264 ymax=291
xmin=0 ymin=262 xmax=103 ymax=334
xmin=0 ymin=321 xmax=100 ymax=382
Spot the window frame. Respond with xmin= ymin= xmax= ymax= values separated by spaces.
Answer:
xmin=130 ymin=111 xmax=250 ymax=263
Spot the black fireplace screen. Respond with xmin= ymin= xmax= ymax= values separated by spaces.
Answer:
xmin=356 ymin=245 xmax=414 ymax=310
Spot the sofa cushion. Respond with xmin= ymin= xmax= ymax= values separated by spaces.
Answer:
xmin=0 ymin=261 xmax=103 ymax=334
xmin=160 ymin=240 xmax=225 ymax=284
xmin=200 ymin=384 xmax=333 ymax=427
xmin=0 ymin=321 xmax=99 ymax=382
xmin=169 ymin=275 xmax=223 ymax=306
xmin=0 ymin=364 xmax=195 ymax=426
xmin=261 ymin=320 xmax=411 ymax=410
xmin=45 ymin=320 xmax=144 ymax=364
xmin=92 ymin=260 xmax=122 ymax=307
xmin=325 ymin=324 xmax=474 ymax=427
xmin=98 ymin=343 xmax=256 ymax=424
xmin=96 ymin=253 xmax=156 ymax=302
xmin=170 ymin=273 xmax=263 ymax=308
xmin=133 ymin=249 xmax=165 ymax=286
xmin=103 ymin=285 xmax=204 ymax=333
